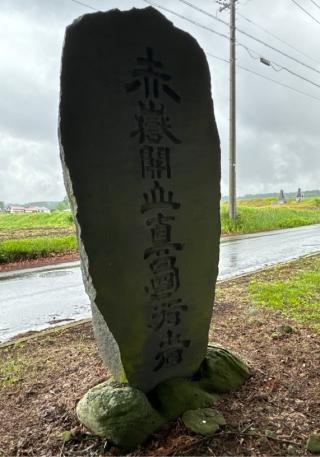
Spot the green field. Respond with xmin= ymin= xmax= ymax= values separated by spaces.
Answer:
xmin=0 ymin=212 xmax=76 ymax=263
xmin=0 ymin=235 xmax=77 ymax=263
xmin=1 ymin=198 xmax=320 ymax=263
xmin=0 ymin=211 xmax=73 ymax=229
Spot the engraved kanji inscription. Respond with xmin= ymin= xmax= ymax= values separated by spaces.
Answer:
xmin=154 ymin=330 xmax=191 ymax=372
xmin=131 ymin=101 xmax=181 ymax=145
xmin=126 ymin=45 xmax=191 ymax=375
xmin=141 ymin=181 xmax=180 ymax=213
xmin=148 ymin=298 xmax=188 ymax=330
xmin=145 ymin=255 xmax=179 ymax=299
xmin=126 ymin=47 xmax=181 ymax=103
xmin=144 ymin=213 xmax=183 ymax=259
xmin=140 ymin=145 xmax=171 ymax=179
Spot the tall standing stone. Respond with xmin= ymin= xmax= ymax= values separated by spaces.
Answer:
xmin=59 ymin=7 xmax=221 ymax=392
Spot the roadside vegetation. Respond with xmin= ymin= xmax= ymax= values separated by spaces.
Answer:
xmin=249 ymin=255 xmax=320 ymax=332
xmin=1 ymin=197 xmax=320 ymax=264
xmin=221 ymin=197 xmax=320 ymax=234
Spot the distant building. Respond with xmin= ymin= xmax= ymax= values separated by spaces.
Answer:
xmin=24 ymin=206 xmax=39 ymax=213
xmin=8 ymin=205 xmax=26 ymax=213
xmin=6 ymin=205 xmax=50 ymax=214
xmin=36 ymin=206 xmax=51 ymax=213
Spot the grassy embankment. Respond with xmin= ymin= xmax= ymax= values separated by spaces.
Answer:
xmin=1 ymin=197 xmax=320 ymax=263
xmin=221 ymin=197 xmax=320 ymax=234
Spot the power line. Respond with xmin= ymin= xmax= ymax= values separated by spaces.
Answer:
xmin=309 ymin=0 xmax=320 ymax=10
xmin=240 ymin=44 xmax=320 ymax=90
xmin=142 ymin=0 xmax=231 ymax=40
xmin=289 ymin=0 xmax=320 ymax=25
xmin=145 ymin=0 xmax=320 ymax=89
xmin=174 ymin=0 xmax=320 ymax=76
xmin=70 ymin=0 xmax=320 ymax=92
xmin=236 ymin=11 xmax=320 ymax=65
xmin=70 ymin=0 xmax=99 ymax=11
xmin=207 ymin=52 xmax=320 ymax=102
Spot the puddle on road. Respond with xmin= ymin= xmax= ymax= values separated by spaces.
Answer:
xmin=39 ymin=270 xmax=74 ymax=278
xmin=47 ymin=317 xmax=75 ymax=325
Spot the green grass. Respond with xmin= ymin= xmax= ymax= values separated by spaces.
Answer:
xmin=248 ymin=258 xmax=320 ymax=332
xmin=0 ymin=356 xmax=26 ymax=386
xmin=0 ymin=211 xmax=74 ymax=229
xmin=238 ymin=197 xmax=320 ymax=209
xmin=0 ymin=235 xmax=77 ymax=263
xmin=221 ymin=204 xmax=320 ymax=234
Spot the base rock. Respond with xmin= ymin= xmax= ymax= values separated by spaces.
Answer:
xmin=307 ymin=435 xmax=320 ymax=454
xmin=149 ymin=377 xmax=219 ymax=420
xmin=76 ymin=344 xmax=250 ymax=448
xmin=182 ymin=408 xmax=226 ymax=435
xmin=199 ymin=343 xmax=251 ymax=393
xmin=76 ymin=380 xmax=165 ymax=448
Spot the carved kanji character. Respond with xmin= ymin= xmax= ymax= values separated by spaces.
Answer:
xmin=126 ymin=47 xmax=181 ymax=103
xmin=145 ymin=256 xmax=179 ymax=299
xmin=154 ymin=330 xmax=190 ymax=372
xmin=140 ymin=145 xmax=171 ymax=179
xmin=141 ymin=181 xmax=180 ymax=214
xmin=144 ymin=213 xmax=183 ymax=259
xmin=131 ymin=101 xmax=181 ymax=145
xmin=148 ymin=298 xmax=188 ymax=330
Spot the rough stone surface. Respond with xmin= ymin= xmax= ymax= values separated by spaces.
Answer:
xmin=59 ymin=7 xmax=221 ymax=391
xmin=76 ymin=380 xmax=164 ymax=448
xmin=199 ymin=344 xmax=250 ymax=393
xmin=149 ymin=377 xmax=218 ymax=420
xmin=307 ymin=435 xmax=320 ymax=454
xmin=182 ymin=408 xmax=226 ymax=435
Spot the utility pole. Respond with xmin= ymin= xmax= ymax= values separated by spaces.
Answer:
xmin=229 ymin=0 xmax=236 ymax=221
xmin=218 ymin=0 xmax=237 ymax=221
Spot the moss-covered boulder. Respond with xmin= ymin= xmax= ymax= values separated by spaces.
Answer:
xmin=199 ymin=344 xmax=250 ymax=393
xmin=76 ymin=380 xmax=165 ymax=448
xmin=182 ymin=408 xmax=226 ymax=435
xmin=307 ymin=435 xmax=320 ymax=454
xmin=149 ymin=377 xmax=219 ymax=420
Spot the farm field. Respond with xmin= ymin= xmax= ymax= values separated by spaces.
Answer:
xmin=1 ymin=198 xmax=320 ymax=264
xmin=0 ymin=212 xmax=76 ymax=264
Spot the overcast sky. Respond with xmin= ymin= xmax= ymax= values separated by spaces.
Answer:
xmin=1 ymin=0 xmax=319 ymax=203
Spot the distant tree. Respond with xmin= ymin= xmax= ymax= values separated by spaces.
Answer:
xmin=56 ymin=195 xmax=70 ymax=211
xmin=0 ymin=201 xmax=4 ymax=210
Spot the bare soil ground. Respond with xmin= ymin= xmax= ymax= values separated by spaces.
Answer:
xmin=0 ymin=257 xmax=319 ymax=456
xmin=0 ymin=226 xmax=75 ymax=241
xmin=0 ymin=251 xmax=80 ymax=273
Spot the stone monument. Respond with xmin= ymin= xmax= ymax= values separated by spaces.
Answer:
xmin=279 ymin=189 xmax=287 ymax=204
xmin=59 ymin=7 xmax=249 ymax=448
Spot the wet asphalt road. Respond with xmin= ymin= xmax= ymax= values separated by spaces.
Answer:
xmin=1 ymin=224 xmax=319 ymax=343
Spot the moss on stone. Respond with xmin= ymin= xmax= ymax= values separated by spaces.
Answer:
xmin=76 ymin=344 xmax=250 ymax=448
xmin=148 ymin=377 xmax=219 ymax=420
xmin=307 ymin=435 xmax=320 ymax=454
xmin=76 ymin=379 xmax=165 ymax=449
xmin=182 ymin=408 xmax=226 ymax=435
xmin=199 ymin=344 xmax=251 ymax=393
